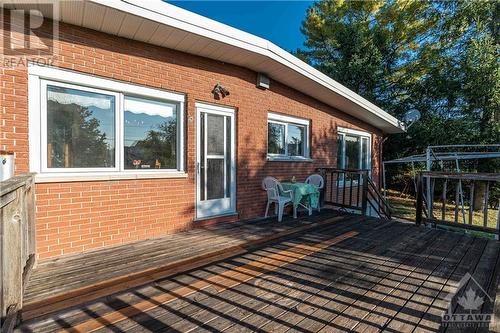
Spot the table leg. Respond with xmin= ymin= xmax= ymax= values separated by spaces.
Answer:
xmin=293 ymin=204 xmax=297 ymax=219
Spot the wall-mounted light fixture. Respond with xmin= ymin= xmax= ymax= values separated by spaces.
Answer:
xmin=212 ymin=83 xmax=230 ymax=99
xmin=257 ymin=73 xmax=270 ymax=90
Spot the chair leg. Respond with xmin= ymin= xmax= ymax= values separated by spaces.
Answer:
xmin=278 ymin=203 xmax=284 ymax=222
xmin=274 ymin=204 xmax=278 ymax=215
xmin=265 ymin=201 xmax=270 ymax=218
xmin=308 ymin=205 xmax=312 ymax=216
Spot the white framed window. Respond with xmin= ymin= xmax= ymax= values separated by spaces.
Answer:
xmin=337 ymin=127 xmax=371 ymax=171
xmin=28 ymin=65 xmax=186 ymax=181
xmin=267 ymin=113 xmax=310 ymax=160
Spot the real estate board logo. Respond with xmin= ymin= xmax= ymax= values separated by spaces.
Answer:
xmin=442 ymin=272 xmax=494 ymax=328
xmin=1 ymin=1 xmax=59 ymax=67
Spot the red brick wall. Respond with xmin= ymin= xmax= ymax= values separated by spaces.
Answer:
xmin=1 ymin=18 xmax=384 ymax=259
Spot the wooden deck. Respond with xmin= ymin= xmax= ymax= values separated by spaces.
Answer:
xmin=22 ymin=211 xmax=344 ymax=320
xmin=18 ymin=212 xmax=500 ymax=332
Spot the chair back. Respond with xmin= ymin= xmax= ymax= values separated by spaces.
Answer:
xmin=305 ymin=174 xmax=324 ymax=189
xmin=262 ymin=176 xmax=280 ymax=200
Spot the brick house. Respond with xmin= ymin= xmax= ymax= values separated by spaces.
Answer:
xmin=1 ymin=1 xmax=403 ymax=260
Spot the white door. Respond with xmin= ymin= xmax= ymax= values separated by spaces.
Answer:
xmin=196 ymin=103 xmax=236 ymax=219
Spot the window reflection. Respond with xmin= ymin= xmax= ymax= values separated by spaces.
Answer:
xmin=46 ymin=85 xmax=115 ymax=168
xmin=124 ymin=96 xmax=177 ymax=169
xmin=287 ymin=124 xmax=305 ymax=156
xmin=268 ymin=122 xmax=286 ymax=155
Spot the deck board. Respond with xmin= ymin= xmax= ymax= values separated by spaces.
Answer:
xmin=277 ymin=227 xmax=442 ymax=333
xmin=17 ymin=212 xmax=500 ymax=332
xmin=411 ymin=237 xmax=489 ymax=333
xmin=24 ymin=211 xmax=343 ymax=303
xmin=169 ymin=220 xmax=405 ymax=333
xmin=288 ymin=230 xmax=444 ymax=333
xmin=234 ymin=223 xmax=421 ymax=333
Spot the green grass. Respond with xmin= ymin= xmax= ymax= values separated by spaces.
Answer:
xmin=386 ymin=189 xmax=499 ymax=231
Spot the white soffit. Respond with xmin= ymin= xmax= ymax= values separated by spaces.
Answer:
xmin=7 ymin=0 xmax=404 ymax=133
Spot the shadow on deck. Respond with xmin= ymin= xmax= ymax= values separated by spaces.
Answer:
xmin=19 ymin=211 xmax=500 ymax=332
xmin=22 ymin=210 xmax=345 ymax=320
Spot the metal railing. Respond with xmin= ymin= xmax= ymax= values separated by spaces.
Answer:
xmin=317 ymin=168 xmax=392 ymax=219
xmin=416 ymin=171 xmax=500 ymax=238
xmin=367 ymin=176 xmax=392 ymax=219
xmin=1 ymin=174 xmax=36 ymax=332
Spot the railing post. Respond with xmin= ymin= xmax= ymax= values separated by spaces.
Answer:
xmin=441 ymin=179 xmax=447 ymax=221
xmin=361 ymin=171 xmax=369 ymax=216
xmin=483 ymin=181 xmax=489 ymax=228
xmin=496 ymin=199 xmax=499 ymax=241
xmin=318 ymin=168 xmax=326 ymax=209
xmin=469 ymin=181 xmax=475 ymax=225
xmin=416 ymin=172 xmax=424 ymax=226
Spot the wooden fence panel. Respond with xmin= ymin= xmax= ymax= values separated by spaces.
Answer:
xmin=1 ymin=174 xmax=35 ymax=332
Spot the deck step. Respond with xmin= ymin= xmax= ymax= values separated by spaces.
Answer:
xmin=21 ymin=213 xmax=347 ymax=321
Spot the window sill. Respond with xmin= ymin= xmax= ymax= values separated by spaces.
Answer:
xmin=34 ymin=171 xmax=189 ymax=183
xmin=267 ymin=156 xmax=313 ymax=163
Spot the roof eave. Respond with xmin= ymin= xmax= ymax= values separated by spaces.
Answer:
xmin=21 ymin=0 xmax=406 ymax=133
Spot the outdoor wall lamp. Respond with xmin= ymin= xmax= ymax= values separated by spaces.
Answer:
xmin=212 ymin=83 xmax=230 ymax=99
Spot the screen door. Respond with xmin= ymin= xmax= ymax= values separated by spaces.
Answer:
xmin=196 ymin=103 xmax=235 ymax=218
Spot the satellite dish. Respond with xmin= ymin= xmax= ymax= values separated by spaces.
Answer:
xmin=402 ymin=109 xmax=421 ymax=129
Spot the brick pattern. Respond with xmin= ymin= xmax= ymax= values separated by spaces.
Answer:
xmin=1 ymin=66 xmax=29 ymax=173
xmin=34 ymin=179 xmax=193 ymax=258
xmin=1 ymin=17 xmax=383 ymax=259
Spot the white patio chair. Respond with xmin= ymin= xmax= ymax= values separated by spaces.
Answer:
xmin=262 ymin=176 xmax=293 ymax=222
xmin=305 ymin=173 xmax=324 ymax=212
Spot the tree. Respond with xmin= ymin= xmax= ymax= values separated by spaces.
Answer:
xmin=268 ymin=124 xmax=284 ymax=154
xmin=296 ymin=0 xmax=500 ymax=153
xmin=298 ymin=0 xmax=499 ymax=206
xmin=126 ymin=120 xmax=177 ymax=169
xmin=298 ymin=0 xmax=442 ymax=116
xmin=47 ymin=100 xmax=112 ymax=168
xmin=298 ymin=0 xmax=499 ymax=156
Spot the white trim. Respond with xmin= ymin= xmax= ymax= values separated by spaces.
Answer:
xmin=40 ymin=79 xmax=121 ymax=173
xmin=203 ymin=113 xmax=207 ymax=200
xmin=267 ymin=112 xmax=310 ymax=160
xmin=337 ymin=127 xmax=372 ymax=174
xmin=337 ymin=127 xmax=371 ymax=138
xmin=28 ymin=64 xmax=186 ymax=178
xmin=28 ymin=73 xmax=41 ymax=174
xmin=267 ymin=156 xmax=313 ymax=162
xmin=83 ymin=0 xmax=403 ymax=133
xmin=35 ymin=171 xmax=188 ymax=183
xmin=194 ymin=102 xmax=236 ymax=115
xmin=336 ymin=130 xmax=372 ymax=188
xmin=268 ymin=112 xmax=310 ymax=126
xmin=195 ymin=102 xmax=236 ymax=219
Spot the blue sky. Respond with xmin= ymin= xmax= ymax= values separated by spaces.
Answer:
xmin=168 ymin=1 xmax=313 ymax=52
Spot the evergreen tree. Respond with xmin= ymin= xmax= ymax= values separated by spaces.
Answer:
xmin=298 ymin=0 xmax=499 ymax=163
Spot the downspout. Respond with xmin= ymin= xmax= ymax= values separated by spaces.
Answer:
xmin=379 ymin=136 xmax=388 ymax=193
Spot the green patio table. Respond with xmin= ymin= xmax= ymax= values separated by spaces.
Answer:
xmin=281 ymin=182 xmax=320 ymax=218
